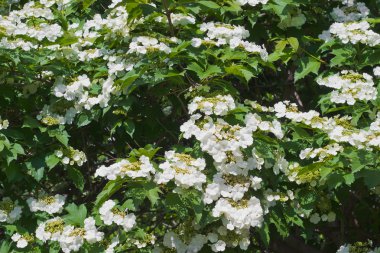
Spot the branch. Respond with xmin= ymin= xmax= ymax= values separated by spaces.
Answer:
xmin=162 ymin=0 xmax=175 ymax=37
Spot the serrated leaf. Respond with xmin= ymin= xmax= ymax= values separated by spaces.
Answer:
xmin=294 ymin=57 xmax=321 ymax=82
xmin=64 ymin=203 xmax=87 ymax=226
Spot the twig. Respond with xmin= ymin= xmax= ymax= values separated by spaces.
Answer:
xmin=162 ymin=0 xmax=175 ymax=37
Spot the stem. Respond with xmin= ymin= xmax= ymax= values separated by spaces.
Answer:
xmin=162 ymin=0 xmax=175 ymax=37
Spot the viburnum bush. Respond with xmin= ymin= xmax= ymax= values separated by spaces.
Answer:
xmin=1 ymin=0 xmax=380 ymax=252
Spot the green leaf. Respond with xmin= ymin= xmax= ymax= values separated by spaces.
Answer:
xmin=0 ymin=240 xmax=11 ymax=253
xmin=269 ymin=210 xmax=289 ymax=238
xmin=294 ymin=57 xmax=321 ymax=82
xmin=287 ymin=37 xmax=299 ymax=51
xmin=188 ymin=63 xmax=222 ymax=80
xmin=45 ymin=154 xmax=60 ymax=170
xmin=77 ymin=114 xmax=92 ymax=127
xmin=67 ymin=167 xmax=85 ymax=191
xmin=357 ymin=170 xmax=380 ymax=188
xmin=198 ymin=1 xmax=221 ymax=9
xmin=56 ymin=33 xmax=78 ymax=46
xmin=225 ymin=65 xmax=254 ymax=82
xmin=145 ymin=183 xmax=161 ymax=206
xmin=64 ymin=203 xmax=87 ymax=226
xmin=48 ymin=129 xmax=70 ymax=146
xmin=258 ymin=221 xmax=270 ymax=247
xmin=83 ymin=0 xmax=96 ymax=9
xmin=94 ymin=179 xmax=124 ymax=209
xmin=165 ymin=193 xmax=188 ymax=219
xmin=124 ymin=119 xmax=135 ymax=138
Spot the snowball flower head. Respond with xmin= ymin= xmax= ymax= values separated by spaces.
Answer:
xmin=27 ymin=194 xmax=66 ymax=214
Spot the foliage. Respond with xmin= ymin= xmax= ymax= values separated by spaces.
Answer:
xmin=0 ymin=0 xmax=380 ymax=252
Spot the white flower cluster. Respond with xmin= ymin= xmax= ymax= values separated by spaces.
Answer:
xmin=203 ymin=173 xmax=252 ymax=204
xmin=181 ymin=97 xmax=282 ymax=175
xmin=336 ymin=243 xmax=380 ymax=253
xmin=212 ymin=197 xmax=264 ymax=231
xmin=0 ymin=1 xmax=63 ymax=42
xmin=59 ymin=217 xmax=104 ymax=253
xmin=55 ymin=148 xmax=87 ymax=167
xmin=207 ymin=226 xmax=251 ymax=251
xmin=235 ymin=0 xmax=269 ymax=7
xmin=99 ymin=200 xmax=136 ymax=232
xmin=154 ymin=151 xmax=206 ymax=190
xmin=27 ymin=194 xmax=66 ymax=214
xmin=170 ymin=13 xmax=196 ymax=26
xmin=299 ymin=143 xmax=344 ymax=161
xmin=317 ymin=70 xmax=377 ymax=105
xmin=128 ymin=36 xmax=171 ymax=55
xmin=95 ymin=155 xmax=155 ymax=180
xmin=37 ymin=105 xmax=77 ymax=125
xmin=331 ymin=2 xmax=369 ymax=22
xmin=0 ymin=37 xmax=37 ymax=51
xmin=374 ymin=66 xmax=380 ymax=77
xmin=36 ymin=217 xmax=65 ymax=242
xmin=264 ymin=189 xmax=295 ymax=207
xmin=54 ymin=74 xmax=115 ymax=110
xmin=156 ymin=13 xmax=195 ymax=26
xmin=11 ymin=233 xmax=33 ymax=248
xmin=188 ymin=95 xmax=236 ymax=116
xmin=160 ymin=225 xmax=253 ymax=252
xmin=319 ymin=21 xmax=380 ymax=46
xmin=0 ymin=197 xmax=22 ymax=223
xmin=163 ymin=232 xmax=208 ymax=253
xmin=105 ymin=54 xmax=134 ymax=75
xmin=192 ymin=22 xmax=268 ymax=60
xmin=128 ymin=234 xmax=156 ymax=249
xmin=274 ymin=101 xmax=380 ymax=149
xmin=200 ymin=22 xmax=249 ymax=43
xmin=0 ymin=117 xmax=9 ymax=130
xmin=40 ymin=0 xmax=73 ymax=8
xmin=39 ymin=75 xmax=114 ymax=125
xmin=36 ymin=216 xmax=103 ymax=253
xmin=309 ymin=211 xmax=336 ymax=224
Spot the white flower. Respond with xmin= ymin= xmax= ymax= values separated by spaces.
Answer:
xmin=11 ymin=233 xmax=29 ymax=248
xmin=95 ymin=155 xmax=155 ymax=180
xmin=163 ymin=232 xmax=207 ymax=253
xmin=170 ymin=13 xmax=196 ymax=26
xmin=27 ymin=194 xmax=66 ymax=214
xmin=212 ymin=197 xmax=264 ymax=230
xmin=99 ymin=200 xmax=136 ymax=232
xmin=59 ymin=226 xmax=85 ymax=253
xmin=309 ymin=213 xmax=321 ymax=224
xmin=155 ymin=151 xmax=206 ymax=190
xmin=0 ymin=197 xmax=23 ymax=223
xmin=83 ymin=217 xmax=104 ymax=243
xmin=236 ymin=0 xmax=269 ymax=7
xmin=336 ymin=245 xmax=350 ymax=253
xmin=317 ymin=70 xmax=377 ymax=105
xmin=128 ymin=36 xmax=171 ymax=54
xmin=191 ymin=38 xmax=202 ymax=47
xmin=374 ymin=66 xmax=380 ymax=77
xmin=320 ymin=21 xmax=380 ymax=46
xmin=211 ymin=240 xmax=226 ymax=252
xmin=188 ymin=95 xmax=236 ymax=116
xmin=0 ymin=117 xmax=9 ymax=130
xmin=105 ymin=236 xmax=119 ymax=253
xmin=36 ymin=217 xmax=65 ymax=242
xmin=331 ymin=2 xmax=369 ymax=22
